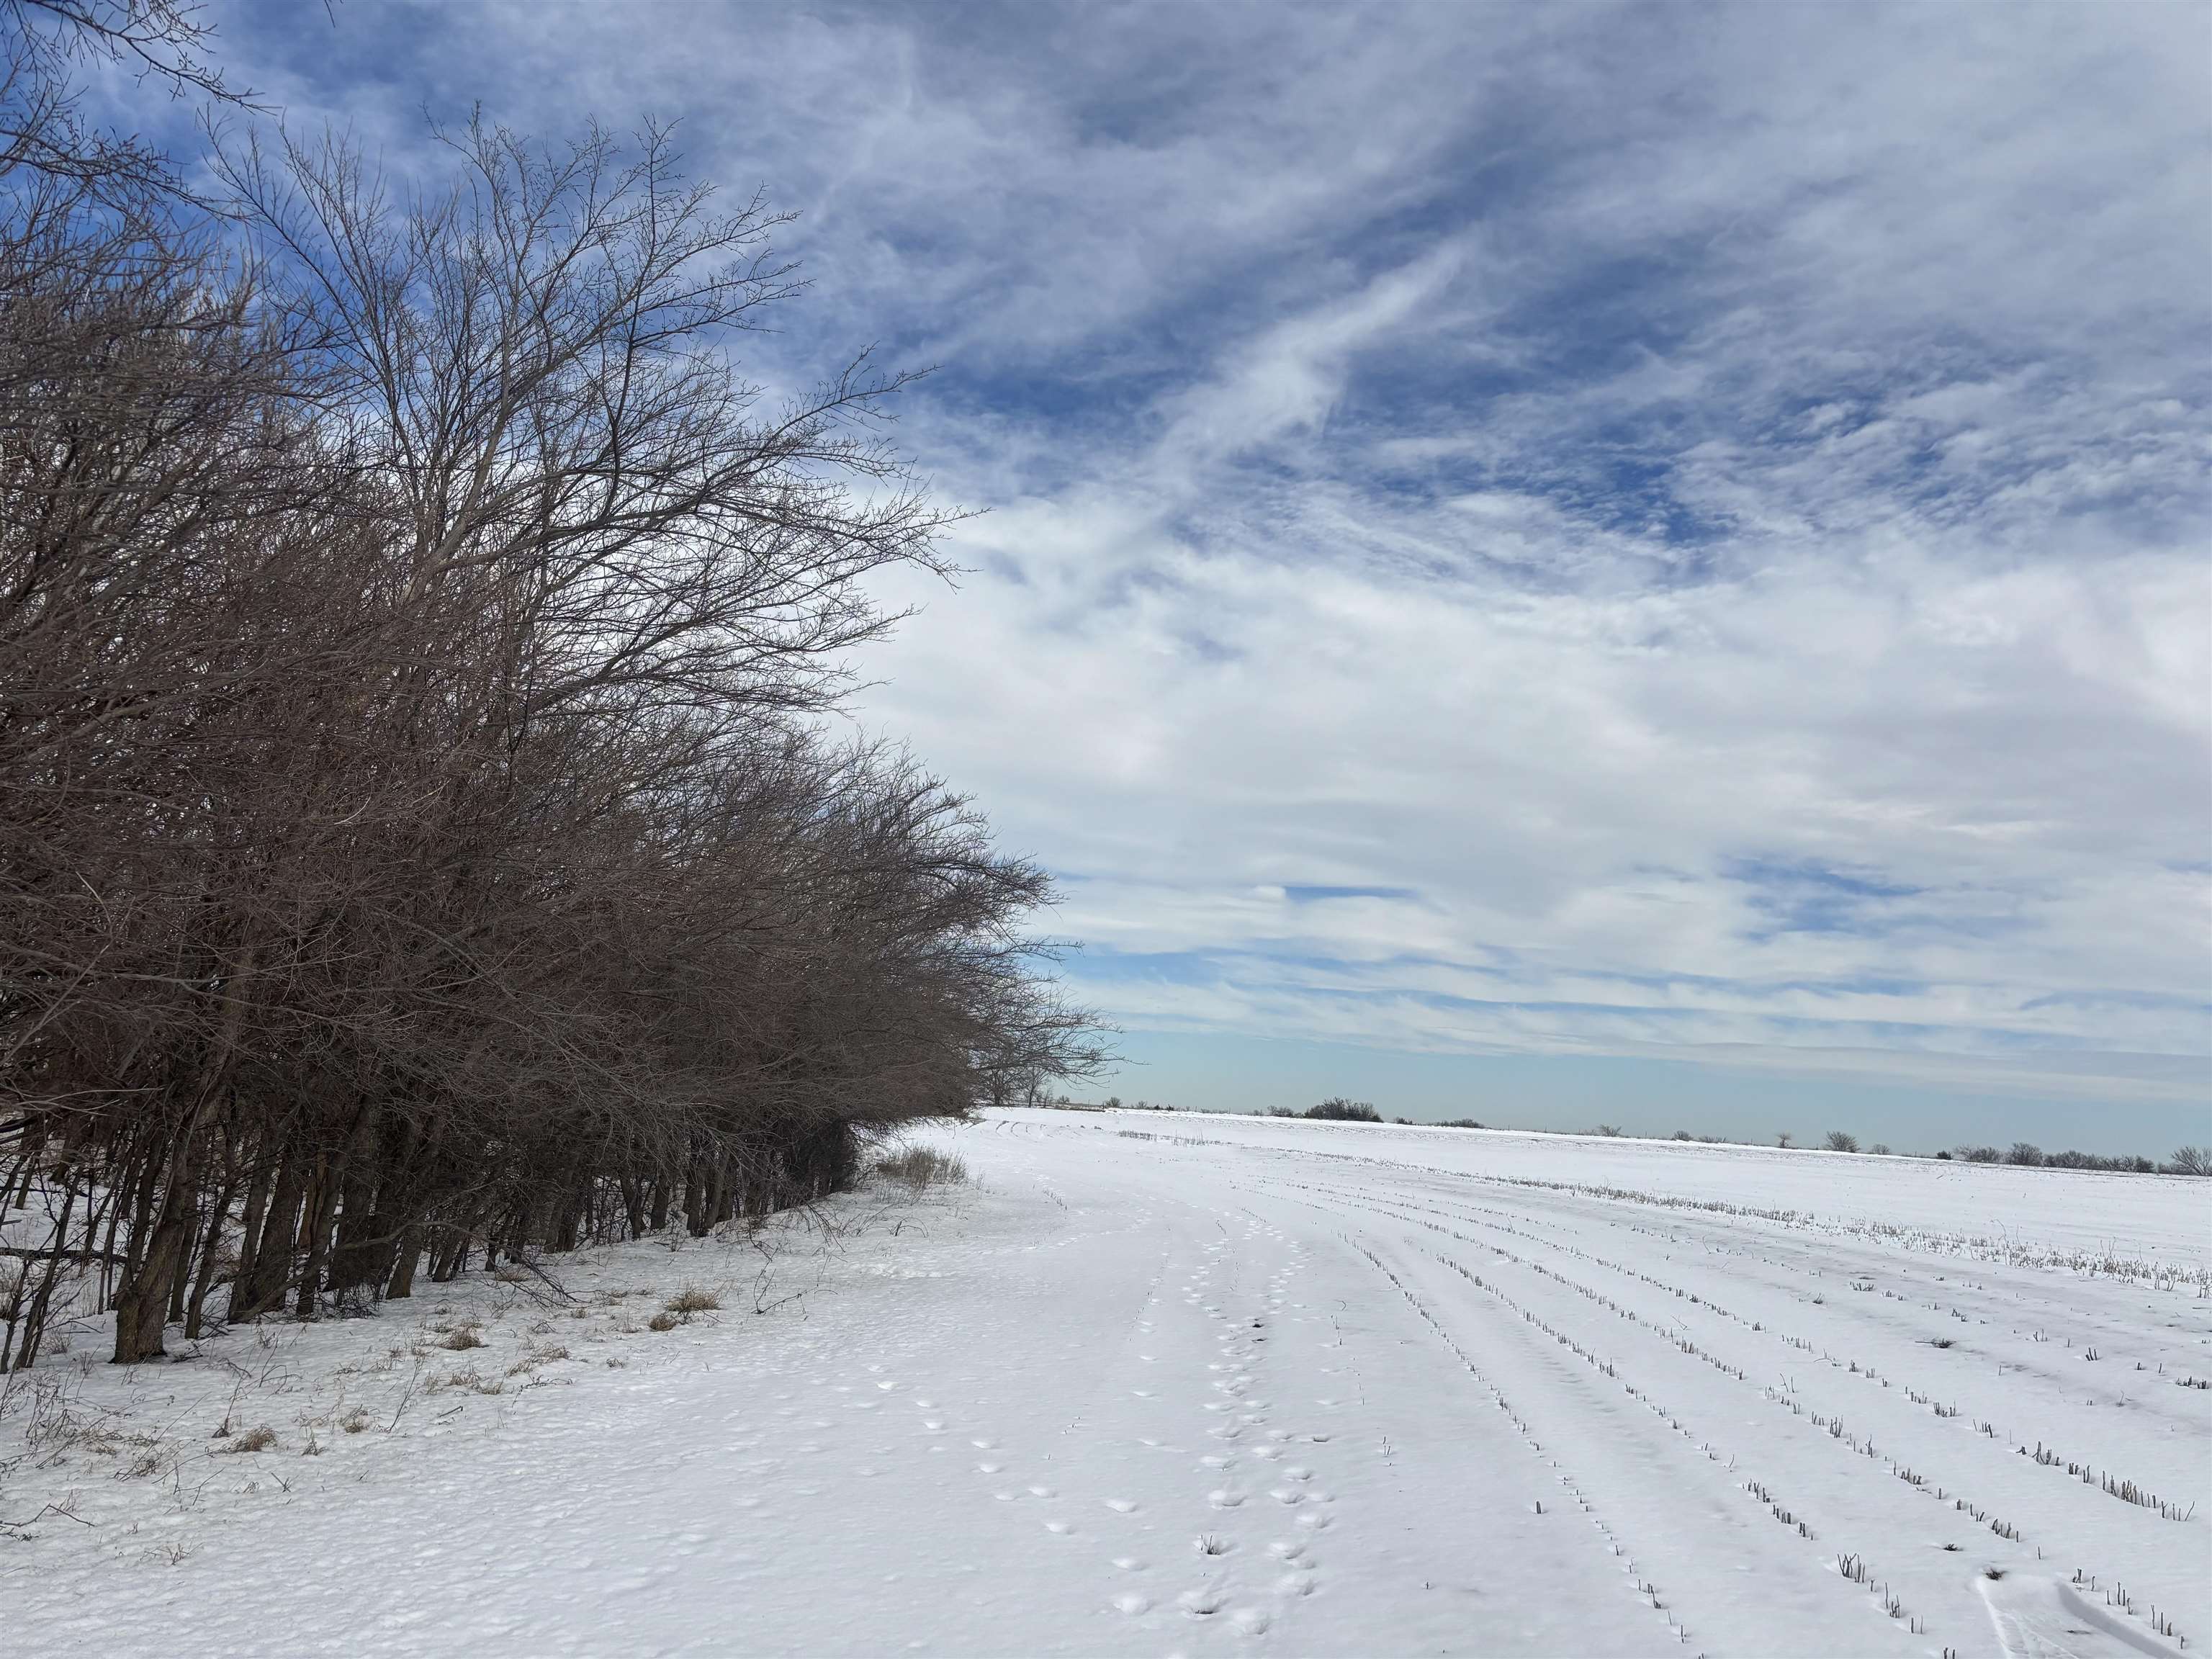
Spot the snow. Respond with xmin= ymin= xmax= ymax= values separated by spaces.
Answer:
xmin=6 ymin=1108 xmax=2207 ymax=1658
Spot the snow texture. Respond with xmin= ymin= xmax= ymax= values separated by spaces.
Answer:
xmin=5 ymin=1109 xmax=2207 ymax=1657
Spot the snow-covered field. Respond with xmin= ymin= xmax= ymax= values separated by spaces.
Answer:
xmin=5 ymin=1108 xmax=2208 ymax=1658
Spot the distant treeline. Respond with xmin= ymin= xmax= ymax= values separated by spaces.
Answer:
xmin=0 ymin=7 xmax=1095 ymax=1371
xmin=1046 ymin=1095 xmax=2209 ymax=1177
xmin=1938 ymin=1143 xmax=2208 ymax=1174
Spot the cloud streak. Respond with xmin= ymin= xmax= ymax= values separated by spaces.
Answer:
xmin=201 ymin=1 xmax=2211 ymax=1115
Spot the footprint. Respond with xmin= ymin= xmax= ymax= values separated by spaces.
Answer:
xmin=1112 ymin=1592 xmax=1151 ymax=1615
xmin=1269 ymin=1488 xmax=1304 ymax=1506
xmin=976 ymin=1462 xmax=1003 ymax=1473
xmin=1232 ymin=1608 xmax=1271 ymax=1635
xmin=1044 ymin=1519 xmax=1073 ymax=1534
xmin=971 ymin=1439 xmax=996 ymax=1449
xmin=922 ymin=1420 xmax=945 ymax=1431
xmin=1112 ymin=1556 xmax=1146 ymax=1571
xmin=1105 ymin=1498 xmax=1139 ymax=1514
xmin=1207 ymin=1490 xmax=1245 ymax=1509
xmin=1028 ymin=1485 xmax=1056 ymax=1498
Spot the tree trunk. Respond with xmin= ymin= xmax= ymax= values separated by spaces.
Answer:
xmin=184 ymin=1159 xmax=241 ymax=1340
xmin=113 ymin=1129 xmax=204 ymax=1363
xmin=229 ymin=1150 xmax=273 ymax=1309
xmin=327 ymin=1102 xmax=386 ymax=1299
xmin=385 ymin=1223 xmax=424 ymax=1299
xmin=165 ymin=1191 xmax=199 ymax=1324
xmin=294 ymin=1156 xmax=337 ymax=1318
xmin=230 ymin=1153 xmax=305 ymax=1323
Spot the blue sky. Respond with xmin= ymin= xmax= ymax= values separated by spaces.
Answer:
xmin=173 ymin=3 xmax=2208 ymax=1149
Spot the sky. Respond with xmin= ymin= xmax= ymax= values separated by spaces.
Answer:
xmin=151 ymin=2 xmax=2211 ymax=1151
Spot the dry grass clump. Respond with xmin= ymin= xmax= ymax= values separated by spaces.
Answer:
xmin=220 ymin=1425 xmax=277 ymax=1454
xmin=508 ymin=1343 xmax=571 ymax=1377
xmin=428 ymin=1365 xmax=503 ymax=1396
xmin=439 ymin=1323 xmax=486 ymax=1351
xmin=874 ymin=1146 xmax=969 ymax=1190
xmin=647 ymin=1311 xmax=681 ymax=1332
xmin=665 ymin=1285 xmax=721 ymax=1316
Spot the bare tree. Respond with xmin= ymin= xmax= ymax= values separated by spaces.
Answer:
xmin=0 ymin=89 xmax=1100 ymax=1370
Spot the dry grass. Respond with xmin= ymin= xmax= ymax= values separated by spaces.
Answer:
xmin=221 ymin=1425 xmax=277 ymax=1454
xmin=439 ymin=1323 xmax=486 ymax=1352
xmin=874 ymin=1146 xmax=969 ymax=1190
xmin=647 ymin=1311 xmax=681 ymax=1332
xmin=508 ymin=1343 xmax=570 ymax=1377
xmin=665 ymin=1285 xmax=721 ymax=1316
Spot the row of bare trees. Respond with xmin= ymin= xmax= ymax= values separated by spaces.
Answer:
xmin=0 ymin=3 xmax=1094 ymax=1369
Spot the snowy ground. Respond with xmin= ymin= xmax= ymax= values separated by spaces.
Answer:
xmin=5 ymin=1109 xmax=2208 ymax=1658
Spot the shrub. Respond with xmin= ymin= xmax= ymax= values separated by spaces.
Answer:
xmin=874 ymin=1146 xmax=970 ymax=1189
xmin=2006 ymin=1142 xmax=2044 ymax=1167
xmin=2170 ymin=1146 xmax=2211 ymax=1177
xmin=1824 ymin=1131 xmax=1859 ymax=1153
xmin=1303 ymin=1098 xmax=1380 ymax=1123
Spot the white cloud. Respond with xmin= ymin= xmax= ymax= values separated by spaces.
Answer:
xmin=204 ymin=1 xmax=2212 ymax=1112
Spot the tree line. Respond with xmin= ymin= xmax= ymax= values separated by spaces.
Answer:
xmin=0 ymin=2 xmax=1096 ymax=1370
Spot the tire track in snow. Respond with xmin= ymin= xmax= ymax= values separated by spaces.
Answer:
xmin=1267 ymin=1179 xmax=1944 ymax=1655
xmin=1292 ymin=1174 xmax=2201 ymax=1653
